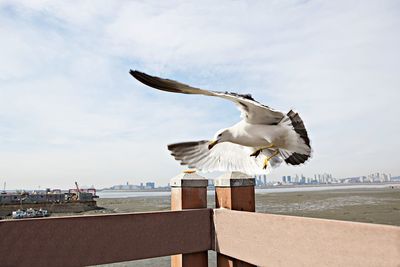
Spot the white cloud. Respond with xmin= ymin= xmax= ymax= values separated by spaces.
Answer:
xmin=0 ymin=0 xmax=399 ymax=188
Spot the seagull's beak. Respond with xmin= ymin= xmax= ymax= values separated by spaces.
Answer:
xmin=208 ymin=139 xmax=218 ymax=150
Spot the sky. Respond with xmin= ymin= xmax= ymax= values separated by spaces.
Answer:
xmin=0 ymin=0 xmax=399 ymax=189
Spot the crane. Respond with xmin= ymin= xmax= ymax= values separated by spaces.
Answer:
xmin=73 ymin=181 xmax=81 ymax=201
xmin=75 ymin=181 xmax=80 ymax=193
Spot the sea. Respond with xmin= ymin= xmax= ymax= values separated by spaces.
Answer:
xmin=96 ymin=183 xmax=398 ymax=198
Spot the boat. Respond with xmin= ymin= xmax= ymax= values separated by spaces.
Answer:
xmin=12 ymin=208 xmax=49 ymax=219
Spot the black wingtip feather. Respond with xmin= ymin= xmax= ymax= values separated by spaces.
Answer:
xmin=224 ymin=91 xmax=255 ymax=101
xmin=129 ymin=69 xmax=142 ymax=78
xmin=168 ymin=141 xmax=208 ymax=151
xmin=129 ymin=69 xmax=188 ymax=94
xmin=284 ymin=152 xmax=309 ymax=165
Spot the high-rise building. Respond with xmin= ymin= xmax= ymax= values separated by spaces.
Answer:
xmin=145 ymin=182 xmax=155 ymax=189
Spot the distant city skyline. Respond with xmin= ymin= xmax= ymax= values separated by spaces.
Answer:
xmin=3 ymin=170 xmax=396 ymax=191
xmin=95 ymin=171 xmax=398 ymax=190
xmin=1 ymin=1 xmax=400 ymax=189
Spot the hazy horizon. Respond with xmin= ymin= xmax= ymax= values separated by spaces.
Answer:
xmin=1 ymin=1 xmax=399 ymax=189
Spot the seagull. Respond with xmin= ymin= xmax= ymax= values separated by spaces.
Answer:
xmin=130 ymin=70 xmax=311 ymax=174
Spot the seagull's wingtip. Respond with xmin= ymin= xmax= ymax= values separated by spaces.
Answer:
xmin=130 ymin=69 xmax=148 ymax=80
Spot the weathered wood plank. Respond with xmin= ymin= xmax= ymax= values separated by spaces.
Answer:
xmin=0 ymin=209 xmax=212 ymax=267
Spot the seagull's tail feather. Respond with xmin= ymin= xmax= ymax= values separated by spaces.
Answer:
xmin=287 ymin=110 xmax=310 ymax=147
xmin=280 ymin=149 xmax=310 ymax=165
xmin=280 ymin=110 xmax=312 ymax=165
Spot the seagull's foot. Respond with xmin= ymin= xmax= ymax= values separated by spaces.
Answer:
xmin=250 ymin=144 xmax=275 ymax=158
xmin=250 ymin=150 xmax=261 ymax=157
xmin=183 ymin=169 xmax=196 ymax=174
xmin=262 ymin=150 xmax=280 ymax=170
xmin=263 ymin=158 xmax=269 ymax=169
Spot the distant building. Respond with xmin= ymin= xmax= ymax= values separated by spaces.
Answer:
xmin=111 ymin=183 xmax=140 ymax=190
xmin=145 ymin=182 xmax=155 ymax=189
xmin=253 ymin=175 xmax=266 ymax=186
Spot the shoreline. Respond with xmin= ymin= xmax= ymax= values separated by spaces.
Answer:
xmin=5 ymin=187 xmax=399 ymax=227
xmin=96 ymin=182 xmax=400 ymax=199
xmin=98 ymin=181 xmax=400 ymax=192
xmin=91 ymin=187 xmax=400 ymax=226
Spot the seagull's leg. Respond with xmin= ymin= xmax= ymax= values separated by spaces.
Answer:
xmin=250 ymin=144 xmax=275 ymax=157
xmin=250 ymin=150 xmax=262 ymax=157
xmin=263 ymin=150 xmax=279 ymax=169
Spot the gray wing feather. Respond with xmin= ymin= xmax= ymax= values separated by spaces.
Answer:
xmin=130 ymin=70 xmax=284 ymax=125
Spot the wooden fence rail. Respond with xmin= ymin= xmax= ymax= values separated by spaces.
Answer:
xmin=0 ymin=209 xmax=212 ymax=267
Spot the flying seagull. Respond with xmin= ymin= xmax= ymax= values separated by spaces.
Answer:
xmin=130 ymin=70 xmax=311 ymax=174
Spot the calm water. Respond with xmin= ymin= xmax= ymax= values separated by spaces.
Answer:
xmin=96 ymin=183 xmax=398 ymax=198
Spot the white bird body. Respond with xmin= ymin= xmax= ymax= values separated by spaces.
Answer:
xmin=226 ymin=121 xmax=279 ymax=147
xmin=225 ymin=119 xmax=310 ymax=155
xmin=130 ymin=70 xmax=312 ymax=174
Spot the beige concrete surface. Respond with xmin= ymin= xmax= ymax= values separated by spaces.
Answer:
xmin=214 ymin=209 xmax=400 ymax=267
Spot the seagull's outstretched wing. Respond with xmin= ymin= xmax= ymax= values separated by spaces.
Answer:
xmin=168 ymin=141 xmax=282 ymax=173
xmin=130 ymin=70 xmax=284 ymax=125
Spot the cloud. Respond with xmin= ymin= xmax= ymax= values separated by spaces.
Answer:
xmin=0 ymin=0 xmax=399 ymax=188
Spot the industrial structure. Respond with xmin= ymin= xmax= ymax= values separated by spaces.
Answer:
xmin=0 ymin=182 xmax=98 ymax=217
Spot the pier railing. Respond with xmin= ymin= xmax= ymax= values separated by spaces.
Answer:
xmin=1 ymin=172 xmax=399 ymax=267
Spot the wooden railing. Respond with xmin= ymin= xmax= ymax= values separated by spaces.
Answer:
xmin=1 ymin=172 xmax=399 ymax=267
xmin=0 ymin=209 xmax=212 ymax=267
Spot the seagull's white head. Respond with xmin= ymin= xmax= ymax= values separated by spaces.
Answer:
xmin=208 ymin=128 xmax=232 ymax=149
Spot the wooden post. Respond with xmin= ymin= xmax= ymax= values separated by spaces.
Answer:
xmin=171 ymin=171 xmax=209 ymax=267
xmin=215 ymin=172 xmax=256 ymax=267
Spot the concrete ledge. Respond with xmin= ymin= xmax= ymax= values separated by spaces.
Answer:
xmin=215 ymin=172 xmax=255 ymax=187
xmin=214 ymin=209 xmax=400 ymax=267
